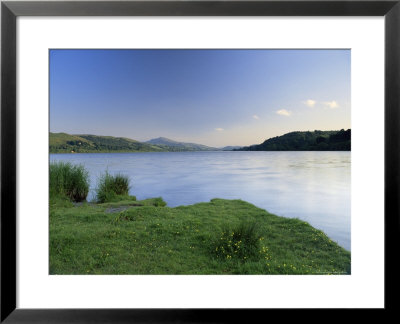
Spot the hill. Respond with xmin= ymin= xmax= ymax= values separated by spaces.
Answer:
xmin=49 ymin=132 xmax=164 ymax=153
xmin=236 ymin=129 xmax=351 ymax=151
xmin=221 ymin=146 xmax=243 ymax=151
xmin=50 ymin=133 xmax=220 ymax=153
xmin=146 ymin=137 xmax=218 ymax=151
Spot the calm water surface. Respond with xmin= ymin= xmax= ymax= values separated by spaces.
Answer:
xmin=50 ymin=151 xmax=351 ymax=250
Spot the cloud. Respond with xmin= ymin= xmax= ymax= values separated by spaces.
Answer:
xmin=276 ymin=109 xmax=291 ymax=117
xmin=323 ymin=101 xmax=339 ymax=109
xmin=252 ymin=115 xmax=260 ymax=120
xmin=303 ymin=99 xmax=316 ymax=108
xmin=215 ymin=128 xmax=224 ymax=132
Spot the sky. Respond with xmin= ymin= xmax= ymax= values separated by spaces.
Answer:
xmin=50 ymin=49 xmax=350 ymax=147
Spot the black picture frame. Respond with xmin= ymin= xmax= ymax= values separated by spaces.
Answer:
xmin=1 ymin=0 xmax=399 ymax=322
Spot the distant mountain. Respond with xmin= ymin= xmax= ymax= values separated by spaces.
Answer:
xmin=236 ymin=129 xmax=351 ymax=151
xmin=221 ymin=146 xmax=243 ymax=151
xmin=49 ymin=133 xmax=164 ymax=153
xmin=145 ymin=137 xmax=218 ymax=151
xmin=49 ymin=133 xmax=219 ymax=153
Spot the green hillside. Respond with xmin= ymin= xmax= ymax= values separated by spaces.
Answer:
xmin=49 ymin=133 xmax=163 ymax=153
xmin=50 ymin=132 xmax=221 ymax=153
xmin=49 ymin=133 xmax=93 ymax=147
xmin=237 ymin=129 xmax=351 ymax=151
xmin=146 ymin=137 xmax=218 ymax=151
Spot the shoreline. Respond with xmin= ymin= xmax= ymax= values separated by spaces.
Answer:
xmin=50 ymin=150 xmax=351 ymax=154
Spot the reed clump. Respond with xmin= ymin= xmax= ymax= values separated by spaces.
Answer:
xmin=96 ymin=171 xmax=130 ymax=203
xmin=49 ymin=161 xmax=89 ymax=202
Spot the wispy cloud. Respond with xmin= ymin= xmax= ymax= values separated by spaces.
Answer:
xmin=252 ymin=115 xmax=260 ymax=120
xmin=303 ymin=99 xmax=339 ymax=109
xmin=323 ymin=101 xmax=339 ymax=109
xmin=303 ymin=99 xmax=316 ymax=108
xmin=215 ymin=128 xmax=224 ymax=132
xmin=276 ymin=109 xmax=291 ymax=117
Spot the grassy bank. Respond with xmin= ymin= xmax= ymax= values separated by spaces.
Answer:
xmin=50 ymin=196 xmax=350 ymax=275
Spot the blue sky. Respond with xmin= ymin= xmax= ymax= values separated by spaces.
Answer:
xmin=50 ymin=49 xmax=350 ymax=147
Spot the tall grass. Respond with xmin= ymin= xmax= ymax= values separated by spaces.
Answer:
xmin=49 ymin=161 xmax=89 ymax=202
xmin=212 ymin=221 xmax=263 ymax=261
xmin=96 ymin=171 xmax=130 ymax=203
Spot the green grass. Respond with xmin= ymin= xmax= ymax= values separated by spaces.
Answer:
xmin=96 ymin=172 xmax=131 ymax=203
xmin=50 ymin=197 xmax=351 ymax=275
xmin=49 ymin=161 xmax=89 ymax=202
xmin=212 ymin=221 xmax=263 ymax=261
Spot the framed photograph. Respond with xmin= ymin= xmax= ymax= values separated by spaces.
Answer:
xmin=1 ymin=0 xmax=399 ymax=321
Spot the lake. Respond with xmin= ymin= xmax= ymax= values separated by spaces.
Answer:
xmin=50 ymin=151 xmax=351 ymax=251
